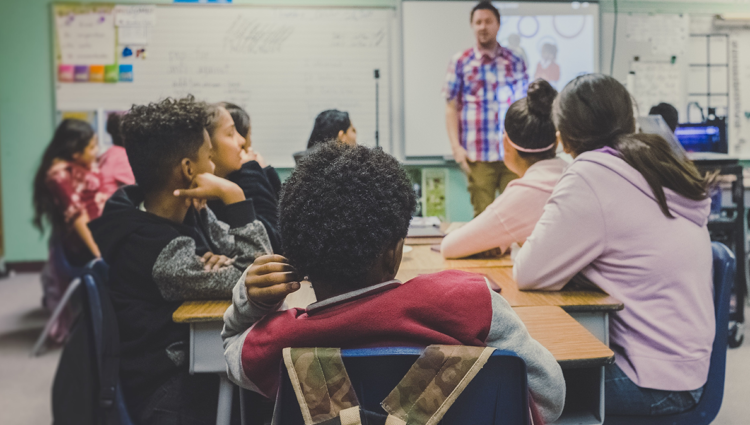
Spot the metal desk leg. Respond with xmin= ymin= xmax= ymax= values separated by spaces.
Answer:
xmin=216 ymin=374 xmax=233 ymax=425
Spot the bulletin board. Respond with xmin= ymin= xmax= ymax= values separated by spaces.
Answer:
xmin=52 ymin=3 xmax=395 ymax=167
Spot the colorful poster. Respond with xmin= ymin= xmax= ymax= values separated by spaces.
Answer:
xmin=119 ymin=64 xmax=134 ymax=82
xmin=89 ymin=65 xmax=105 ymax=82
xmin=58 ymin=64 xmax=74 ymax=82
xmin=104 ymin=64 xmax=119 ymax=83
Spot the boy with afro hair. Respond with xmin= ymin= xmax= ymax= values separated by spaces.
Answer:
xmin=222 ymin=142 xmax=565 ymax=422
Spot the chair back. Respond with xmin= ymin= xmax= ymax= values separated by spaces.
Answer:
xmin=80 ymin=259 xmax=134 ymax=425
xmin=605 ymin=241 xmax=735 ymax=425
xmin=271 ymin=347 xmax=530 ymax=425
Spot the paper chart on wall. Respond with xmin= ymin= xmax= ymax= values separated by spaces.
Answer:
xmin=55 ymin=8 xmax=116 ymax=65
xmin=625 ymin=14 xmax=689 ymax=58
xmin=114 ymin=5 xmax=157 ymax=45
xmin=630 ymin=62 xmax=683 ymax=114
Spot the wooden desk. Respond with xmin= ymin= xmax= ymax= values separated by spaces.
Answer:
xmin=173 ymin=302 xmax=613 ymax=425
xmin=398 ymin=244 xmax=623 ymax=345
xmin=400 ymin=244 xmax=513 ymax=270
xmin=516 ymin=306 xmax=613 ymax=368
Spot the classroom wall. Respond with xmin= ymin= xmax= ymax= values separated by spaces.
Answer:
xmin=2 ymin=0 xmax=750 ymax=262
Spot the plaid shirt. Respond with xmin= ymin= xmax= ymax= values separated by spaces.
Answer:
xmin=444 ymin=45 xmax=528 ymax=162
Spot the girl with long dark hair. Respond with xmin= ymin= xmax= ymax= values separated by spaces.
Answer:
xmin=33 ymin=118 xmax=105 ymax=341
xmin=293 ymin=109 xmax=356 ymax=164
xmin=514 ymin=74 xmax=714 ymax=416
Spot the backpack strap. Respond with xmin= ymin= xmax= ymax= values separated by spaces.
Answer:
xmin=381 ymin=345 xmax=495 ymax=425
xmin=283 ymin=347 xmax=362 ymax=425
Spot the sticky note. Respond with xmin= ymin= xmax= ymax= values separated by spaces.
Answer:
xmin=74 ymin=65 xmax=89 ymax=82
xmin=89 ymin=65 xmax=104 ymax=82
xmin=119 ymin=64 xmax=134 ymax=82
xmin=104 ymin=65 xmax=119 ymax=83
xmin=58 ymin=65 xmax=74 ymax=82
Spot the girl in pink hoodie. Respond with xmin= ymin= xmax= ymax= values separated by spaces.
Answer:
xmin=514 ymin=74 xmax=715 ymax=416
xmin=441 ymin=79 xmax=567 ymax=258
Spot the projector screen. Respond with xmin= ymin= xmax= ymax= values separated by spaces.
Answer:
xmin=402 ymin=1 xmax=599 ymax=158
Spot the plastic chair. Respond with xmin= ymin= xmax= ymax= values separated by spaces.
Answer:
xmin=605 ymin=241 xmax=735 ymax=425
xmin=31 ymin=236 xmax=87 ymax=356
xmin=79 ymin=259 xmax=134 ymax=425
xmin=269 ymin=347 xmax=530 ymax=425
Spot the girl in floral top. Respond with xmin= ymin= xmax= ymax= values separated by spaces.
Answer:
xmin=33 ymin=119 xmax=105 ymax=266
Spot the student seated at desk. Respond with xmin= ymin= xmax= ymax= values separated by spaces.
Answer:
xmin=89 ymin=96 xmax=271 ymax=425
xmin=292 ymin=109 xmax=357 ymax=164
xmin=222 ymin=142 xmax=565 ymax=422
xmin=221 ymin=102 xmax=282 ymax=194
xmin=514 ymin=74 xmax=714 ymax=416
xmin=441 ymin=79 xmax=567 ymax=258
xmin=205 ymin=102 xmax=282 ymax=253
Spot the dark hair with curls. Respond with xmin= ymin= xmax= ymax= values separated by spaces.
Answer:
xmin=220 ymin=102 xmax=251 ymax=139
xmin=307 ymin=109 xmax=351 ymax=149
xmin=106 ymin=112 xmax=125 ymax=147
xmin=553 ymin=74 xmax=710 ymax=218
xmin=121 ymin=96 xmax=208 ymax=193
xmin=279 ymin=143 xmax=416 ymax=288
xmin=505 ymin=79 xmax=558 ymax=162
xmin=33 ymin=119 xmax=95 ymax=232
xmin=471 ymin=1 xmax=500 ymax=23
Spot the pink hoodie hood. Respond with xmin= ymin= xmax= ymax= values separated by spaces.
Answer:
xmin=577 ymin=151 xmax=711 ymax=227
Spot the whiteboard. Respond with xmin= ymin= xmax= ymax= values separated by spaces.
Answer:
xmin=402 ymin=1 xmax=599 ymax=158
xmin=54 ymin=5 xmax=394 ymax=168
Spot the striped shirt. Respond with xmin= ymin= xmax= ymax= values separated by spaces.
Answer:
xmin=444 ymin=45 xmax=528 ymax=162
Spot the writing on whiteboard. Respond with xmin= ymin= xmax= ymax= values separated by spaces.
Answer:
xmin=224 ymin=16 xmax=294 ymax=54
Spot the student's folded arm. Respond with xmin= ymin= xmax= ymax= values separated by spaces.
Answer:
xmin=441 ymin=189 xmax=520 ymax=259
xmin=152 ymin=236 xmax=244 ymax=301
xmin=222 ymin=268 xmax=283 ymax=391
xmin=233 ymin=162 xmax=282 ymax=251
xmin=203 ymin=201 xmax=272 ymax=269
xmin=513 ymin=171 xmax=605 ymax=291
xmin=485 ymin=287 xmax=565 ymax=423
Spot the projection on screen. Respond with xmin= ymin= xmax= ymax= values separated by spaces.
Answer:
xmin=402 ymin=1 xmax=598 ymax=158
xmin=499 ymin=11 xmax=595 ymax=90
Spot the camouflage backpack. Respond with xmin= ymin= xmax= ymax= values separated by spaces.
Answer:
xmin=281 ymin=345 xmax=501 ymax=425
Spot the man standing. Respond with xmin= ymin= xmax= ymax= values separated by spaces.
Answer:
xmin=444 ymin=1 xmax=528 ymax=216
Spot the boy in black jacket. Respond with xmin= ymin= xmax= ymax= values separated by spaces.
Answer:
xmin=89 ymin=96 xmax=271 ymax=424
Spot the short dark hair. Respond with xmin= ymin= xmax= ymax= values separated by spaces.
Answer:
xmin=106 ymin=112 xmax=125 ymax=147
xmin=221 ymin=102 xmax=251 ymax=138
xmin=471 ymin=1 xmax=500 ymax=23
xmin=307 ymin=109 xmax=351 ymax=149
xmin=649 ymin=102 xmax=679 ymax=133
xmin=279 ymin=143 xmax=417 ymax=288
xmin=121 ymin=96 xmax=208 ymax=193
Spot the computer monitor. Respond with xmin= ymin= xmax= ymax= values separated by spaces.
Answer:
xmin=675 ymin=122 xmax=727 ymax=153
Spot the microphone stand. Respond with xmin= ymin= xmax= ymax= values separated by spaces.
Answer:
xmin=374 ymin=69 xmax=380 ymax=148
